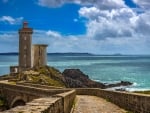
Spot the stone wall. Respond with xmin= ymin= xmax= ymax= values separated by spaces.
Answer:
xmin=0 ymin=82 xmax=71 ymax=107
xmin=32 ymin=44 xmax=48 ymax=67
xmin=2 ymin=97 xmax=63 ymax=113
xmin=1 ymin=81 xmax=150 ymax=113
xmin=2 ymin=89 xmax=76 ymax=113
xmin=76 ymin=88 xmax=150 ymax=113
xmin=56 ymin=90 xmax=76 ymax=113
xmin=17 ymin=82 xmax=64 ymax=89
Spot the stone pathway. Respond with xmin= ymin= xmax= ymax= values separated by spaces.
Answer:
xmin=73 ymin=95 xmax=127 ymax=113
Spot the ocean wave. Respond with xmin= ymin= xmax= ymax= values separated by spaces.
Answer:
xmin=92 ymin=79 xmax=100 ymax=82
xmin=107 ymin=87 xmax=150 ymax=92
xmin=106 ymin=86 xmax=127 ymax=91
xmin=106 ymin=82 xmax=139 ymax=91
xmin=126 ymin=88 xmax=150 ymax=92
xmin=132 ymin=82 xmax=138 ymax=86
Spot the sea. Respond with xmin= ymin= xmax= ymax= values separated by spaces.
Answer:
xmin=0 ymin=54 xmax=150 ymax=91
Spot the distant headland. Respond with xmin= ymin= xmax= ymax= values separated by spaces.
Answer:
xmin=0 ymin=52 xmax=94 ymax=56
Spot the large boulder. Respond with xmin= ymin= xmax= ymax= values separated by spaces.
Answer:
xmin=62 ymin=69 xmax=105 ymax=88
xmin=106 ymin=81 xmax=133 ymax=88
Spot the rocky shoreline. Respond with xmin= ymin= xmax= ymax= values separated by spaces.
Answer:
xmin=0 ymin=66 xmax=133 ymax=89
xmin=63 ymin=69 xmax=132 ymax=89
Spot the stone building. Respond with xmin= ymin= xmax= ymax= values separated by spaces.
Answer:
xmin=10 ymin=22 xmax=48 ymax=74
xmin=32 ymin=44 xmax=48 ymax=68
xmin=19 ymin=22 xmax=33 ymax=72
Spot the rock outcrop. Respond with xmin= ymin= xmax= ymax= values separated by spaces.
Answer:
xmin=1 ymin=66 xmax=132 ymax=89
xmin=62 ymin=69 xmax=132 ymax=88
xmin=105 ymin=81 xmax=132 ymax=88
xmin=62 ymin=69 xmax=105 ymax=88
xmin=14 ymin=66 xmax=67 ymax=87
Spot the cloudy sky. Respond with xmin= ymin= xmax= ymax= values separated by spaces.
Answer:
xmin=0 ymin=0 xmax=150 ymax=54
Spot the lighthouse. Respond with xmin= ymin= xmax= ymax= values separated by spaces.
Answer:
xmin=18 ymin=22 xmax=33 ymax=71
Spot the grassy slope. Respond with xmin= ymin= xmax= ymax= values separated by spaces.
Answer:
xmin=134 ymin=91 xmax=150 ymax=95
xmin=18 ymin=66 xmax=66 ymax=87
xmin=1 ymin=66 xmax=67 ymax=88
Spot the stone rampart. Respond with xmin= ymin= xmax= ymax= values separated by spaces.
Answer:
xmin=76 ymin=88 xmax=150 ymax=113
xmin=1 ymin=81 xmax=150 ymax=113
xmin=0 ymin=82 xmax=71 ymax=107
xmin=2 ymin=89 xmax=76 ymax=113
xmin=56 ymin=90 xmax=76 ymax=113
xmin=3 ymin=97 xmax=63 ymax=113
xmin=17 ymin=82 xmax=64 ymax=89
xmin=0 ymin=82 xmax=69 ymax=97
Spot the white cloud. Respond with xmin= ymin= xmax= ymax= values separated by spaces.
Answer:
xmin=1 ymin=27 xmax=150 ymax=54
xmin=38 ymin=0 xmax=64 ymax=7
xmin=133 ymin=0 xmax=150 ymax=9
xmin=28 ymin=28 xmax=150 ymax=54
xmin=1 ymin=0 xmax=150 ymax=54
xmin=77 ymin=4 xmax=150 ymax=54
xmin=79 ymin=7 xmax=100 ymax=19
xmin=0 ymin=31 xmax=18 ymax=52
xmin=46 ymin=30 xmax=61 ymax=38
xmin=32 ymin=30 xmax=85 ymax=53
xmin=37 ymin=0 xmax=126 ymax=9
xmin=79 ymin=7 xmax=136 ymax=40
xmin=0 ymin=16 xmax=23 ymax=25
xmin=131 ymin=12 xmax=150 ymax=35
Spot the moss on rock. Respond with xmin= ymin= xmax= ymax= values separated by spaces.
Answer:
xmin=17 ymin=66 xmax=66 ymax=87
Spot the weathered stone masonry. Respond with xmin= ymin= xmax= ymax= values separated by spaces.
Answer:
xmin=76 ymin=88 xmax=150 ymax=113
xmin=2 ymin=90 xmax=76 ymax=113
xmin=0 ymin=82 xmax=72 ymax=108
xmin=0 ymin=82 xmax=150 ymax=113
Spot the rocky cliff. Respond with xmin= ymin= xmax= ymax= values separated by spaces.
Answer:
xmin=1 ymin=66 xmax=132 ymax=89
xmin=63 ymin=69 xmax=105 ymax=88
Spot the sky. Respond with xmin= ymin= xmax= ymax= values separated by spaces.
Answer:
xmin=0 ymin=0 xmax=150 ymax=54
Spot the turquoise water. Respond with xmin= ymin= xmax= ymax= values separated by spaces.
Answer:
xmin=1 ymin=55 xmax=150 ymax=91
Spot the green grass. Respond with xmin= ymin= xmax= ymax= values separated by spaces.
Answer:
xmin=0 ymin=99 xmax=4 ymax=106
xmin=12 ymin=66 xmax=66 ymax=87
xmin=8 ymin=81 xmax=16 ymax=85
xmin=17 ymin=111 xmax=24 ymax=113
xmin=22 ymin=69 xmax=66 ymax=87
xmin=134 ymin=91 xmax=150 ymax=95
xmin=126 ymin=111 xmax=133 ymax=113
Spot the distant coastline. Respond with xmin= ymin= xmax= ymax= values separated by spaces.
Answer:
xmin=0 ymin=52 xmax=18 ymax=55
xmin=0 ymin=52 xmax=94 ymax=56
xmin=0 ymin=52 xmax=150 ymax=56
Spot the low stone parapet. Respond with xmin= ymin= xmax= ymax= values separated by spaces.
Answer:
xmin=56 ymin=90 xmax=76 ymax=113
xmin=2 ymin=97 xmax=63 ymax=113
xmin=17 ymin=82 xmax=64 ymax=89
xmin=1 ymin=89 xmax=76 ymax=113
xmin=76 ymin=88 xmax=150 ymax=113
xmin=0 ymin=82 xmax=72 ymax=108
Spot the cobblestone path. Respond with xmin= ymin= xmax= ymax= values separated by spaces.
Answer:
xmin=73 ymin=95 xmax=127 ymax=113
